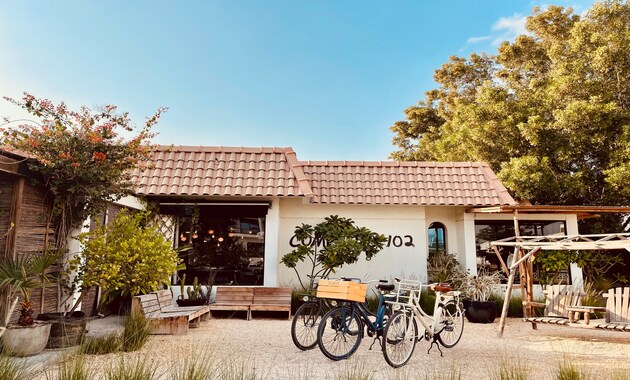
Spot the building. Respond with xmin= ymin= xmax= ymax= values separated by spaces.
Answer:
xmin=133 ymin=146 xmax=615 ymax=289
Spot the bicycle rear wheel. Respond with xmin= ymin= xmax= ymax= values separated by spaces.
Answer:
xmin=291 ymin=302 xmax=323 ymax=350
xmin=382 ymin=310 xmax=417 ymax=368
xmin=317 ymin=305 xmax=363 ymax=361
xmin=436 ymin=300 xmax=464 ymax=348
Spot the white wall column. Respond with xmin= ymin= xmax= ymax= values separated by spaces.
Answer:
xmin=457 ymin=212 xmax=478 ymax=276
xmin=565 ymin=214 xmax=584 ymax=287
xmin=62 ymin=218 xmax=91 ymax=311
xmin=264 ymin=198 xmax=280 ymax=286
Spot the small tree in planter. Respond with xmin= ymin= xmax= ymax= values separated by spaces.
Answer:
xmin=281 ymin=215 xmax=387 ymax=291
xmin=0 ymin=253 xmax=58 ymax=356
xmin=73 ymin=210 xmax=179 ymax=313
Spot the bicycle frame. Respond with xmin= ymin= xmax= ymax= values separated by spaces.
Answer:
xmin=389 ymin=280 xmax=460 ymax=338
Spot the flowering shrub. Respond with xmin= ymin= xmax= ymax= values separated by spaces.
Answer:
xmin=0 ymin=93 xmax=165 ymax=246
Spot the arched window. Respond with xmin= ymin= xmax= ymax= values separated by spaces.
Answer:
xmin=428 ymin=222 xmax=446 ymax=254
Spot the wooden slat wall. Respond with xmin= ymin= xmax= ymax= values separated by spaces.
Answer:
xmin=0 ymin=176 xmax=16 ymax=324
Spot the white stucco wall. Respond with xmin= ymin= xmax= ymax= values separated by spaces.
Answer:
xmin=275 ymin=199 xmax=470 ymax=287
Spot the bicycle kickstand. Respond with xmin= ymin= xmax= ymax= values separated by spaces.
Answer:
xmin=427 ymin=339 xmax=443 ymax=357
xmin=368 ymin=336 xmax=381 ymax=351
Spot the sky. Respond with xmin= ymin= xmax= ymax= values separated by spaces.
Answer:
xmin=0 ymin=1 xmax=595 ymax=161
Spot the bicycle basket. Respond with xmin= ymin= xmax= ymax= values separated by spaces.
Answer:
xmin=388 ymin=279 xmax=422 ymax=307
xmin=316 ymin=280 xmax=367 ymax=302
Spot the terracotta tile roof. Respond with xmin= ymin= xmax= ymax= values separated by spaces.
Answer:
xmin=132 ymin=146 xmax=313 ymax=197
xmin=300 ymin=161 xmax=515 ymax=206
xmin=132 ymin=145 xmax=515 ymax=206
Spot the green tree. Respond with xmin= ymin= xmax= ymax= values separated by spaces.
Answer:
xmin=73 ymin=210 xmax=179 ymax=305
xmin=391 ymin=2 xmax=630 ymax=229
xmin=281 ymin=215 xmax=387 ymax=291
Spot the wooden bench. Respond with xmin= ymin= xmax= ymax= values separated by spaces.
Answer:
xmin=524 ymin=285 xmax=584 ymax=327
xmin=131 ymin=290 xmax=210 ymax=335
xmin=208 ymin=286 xmax=292 ymax=320
xmin=595 ymin=287 xmax=630 ymax=332
xmin=209 ymin=286 xmax=255 ymax=320
xmin=250 ymin=287 xmax=292 ymax=320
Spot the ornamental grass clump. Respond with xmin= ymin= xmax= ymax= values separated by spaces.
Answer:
xmin=121 ymin=311 xmax=152 ymax=352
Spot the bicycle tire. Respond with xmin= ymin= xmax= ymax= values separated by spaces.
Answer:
xmin=317 ymin=305 xmax=363 ymax=361
xmin=291 ymin=302 xmax=323 ymax=350
xmin=382 ymin=310 xmax=417 ymax=368
xmin=436 ymin=300 xmax=464 ymax=348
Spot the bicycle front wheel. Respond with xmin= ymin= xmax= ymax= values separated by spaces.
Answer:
xmin=436 ymin=300 xmax=464 ymax=348
xmin=382 ymin=310 xmax=417 ymax=368
xmin=317 ymin=305 xmax=363 ymax=361
xmin=291 ymin=302 xmax=323 ymax=350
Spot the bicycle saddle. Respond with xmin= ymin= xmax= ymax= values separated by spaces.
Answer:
xmin=377 ymin=283 xmax=395 ymax=292
xmin=432 ymin=283 xmax=452 ymax=293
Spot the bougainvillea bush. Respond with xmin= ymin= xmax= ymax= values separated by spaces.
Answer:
xmin=0 ymin=93 xmax=166 ymax=245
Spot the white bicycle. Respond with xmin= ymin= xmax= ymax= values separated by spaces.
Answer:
xmin=382 ymin=279 xmax=464 ymax=368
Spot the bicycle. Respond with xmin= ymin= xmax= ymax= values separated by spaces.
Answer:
xmin=291 ymin=275 xmax=339 ymax=351
xmin=382 ymin=280 xmax=464 ymax=368
xmin=316 ymin=278 xmax=396 ymax=361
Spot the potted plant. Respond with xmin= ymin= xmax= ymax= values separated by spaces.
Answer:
xmin=176 ymin=274 xmax=209 ymax=307
xmin=460 ymin=268 xmax=503 ymax=323
xmin=0 ymin=253 xmax=58 ymax=356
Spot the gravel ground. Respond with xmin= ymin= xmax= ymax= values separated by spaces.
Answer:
xmin=33 ymin=316 xmax=630 ymax=380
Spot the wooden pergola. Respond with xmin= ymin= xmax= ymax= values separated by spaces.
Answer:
xmin=491 ymin=233 xmax=630 ymax=337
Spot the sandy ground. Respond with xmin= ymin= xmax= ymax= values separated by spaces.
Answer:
xmin=30 ymin=315 xmax=630 ymax=380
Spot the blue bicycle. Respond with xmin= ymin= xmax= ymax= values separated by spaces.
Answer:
xmin=316 ymin=279 xmax=396 ymax=361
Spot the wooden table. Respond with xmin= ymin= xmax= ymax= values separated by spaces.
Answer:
xmin=566 ymin=306 xmax=606 ymax=324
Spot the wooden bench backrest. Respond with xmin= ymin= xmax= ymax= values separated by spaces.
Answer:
xmin=215 ymin=286 xmax=254 ymax=305
xmin=544 ymin=285 xmax=583 ymax=318
xmin=132 ymin=293 xmax=161 ymax=317
xmin=604 ymin=287 xmax=630 ymax=323
xmin=253 ymin=287 xmax=292 ymax=305
xmin=155 ymin=289 xmax=174 ymax=309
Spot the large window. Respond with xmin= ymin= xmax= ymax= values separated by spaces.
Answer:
xmin=163 ymin=204 xmax=267 ymax=286
xmin=475 ymin=220 xmax=566 ymax=283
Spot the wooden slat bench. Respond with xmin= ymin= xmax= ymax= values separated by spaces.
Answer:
xmin=250 ymin=287 xmax=292 ymax=320
xmin=524 ymin=285 xmax=584 ymax=327
xmin=131 ymin=290 xmax=210 ymax=335
xmin=208 ymin=286 xmax=292 ymax=320
xmin=595 ymin=287 xmax=630 ymax=332
xmin=209 ymin=286 xmax=255 ymax=320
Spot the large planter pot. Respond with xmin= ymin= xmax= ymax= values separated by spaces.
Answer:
xmin=36 ymin=311 xmax=87 ymax=348
xmin=176 ymin=299 xmax=207 ymax=307
xmin=463 ymin=299 xmax=498 ymax=323
xmin=1 ymin=321 xmax=51 ymax=357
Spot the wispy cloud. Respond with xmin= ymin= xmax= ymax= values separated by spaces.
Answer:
xmin=467 ymin=35 xmax=492 ymax=44
xmin=462 ymin=13 xmax=531 ymax=52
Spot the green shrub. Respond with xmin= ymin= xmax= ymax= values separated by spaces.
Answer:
xmin=122 ymin=311 xmax=152 ymax=352
xmin=555 ymin=358 xmax=591 ymax=380
xmin=74 ymin=209 xmax=180 ymax=305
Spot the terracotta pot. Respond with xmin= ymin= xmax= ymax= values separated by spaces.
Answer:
xmin=463 ymin=299 xmax=497 ymax=323
xmin=36 ymin=311 xmax=87 ymax=348
xmin=1 ymin=321 xmax=51 ymax=357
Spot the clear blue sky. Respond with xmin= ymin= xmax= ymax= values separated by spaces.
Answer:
xmin=0 ymin=1 xmax=594 ymax=161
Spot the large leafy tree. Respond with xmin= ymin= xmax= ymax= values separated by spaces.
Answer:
xmin=391 ymin=2 xmax=630 ymax=230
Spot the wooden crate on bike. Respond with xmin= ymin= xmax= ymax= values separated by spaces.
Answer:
xmin=316 ymin=280 xmax=367 ymax=302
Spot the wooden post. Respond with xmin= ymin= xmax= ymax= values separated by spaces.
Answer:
xmin=498 ymin=264 xmax=517 ymax=338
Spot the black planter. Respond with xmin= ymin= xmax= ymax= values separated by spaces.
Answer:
xmin=462 ymin=300 xmax=497 ymax=323
xmin=36 ymin=311 xmax=87 ymax=348
xmin=176 ymin=299 xmax=207 ymax=307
